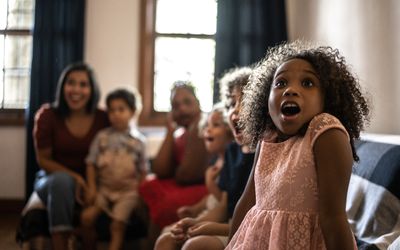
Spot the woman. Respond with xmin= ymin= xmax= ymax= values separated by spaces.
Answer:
xmin=20 ymin=62 xmax=109 ymax=250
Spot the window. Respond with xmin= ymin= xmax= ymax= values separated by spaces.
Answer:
xmin=0 ymin=0 xmax=34 ymax=125
xmin=139 ymin=0 xmax=217 ymax=126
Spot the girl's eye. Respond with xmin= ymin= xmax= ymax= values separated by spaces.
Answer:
xmin=274 ymin=80 xmax=286 ymax=88
xmin=302 ymin=80 xmax=314 ymax=87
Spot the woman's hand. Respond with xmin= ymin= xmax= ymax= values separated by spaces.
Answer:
xmin=74 ymin=174 xmax=87 ymax=205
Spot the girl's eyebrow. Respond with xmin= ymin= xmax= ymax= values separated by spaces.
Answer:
xmin=274 ymin=69 xmax=319 ymax=79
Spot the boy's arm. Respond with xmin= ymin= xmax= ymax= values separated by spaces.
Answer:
xmin=177 ymin=195 xmax=209 ymax=219
xmin=314 ymin=129 xmax=355 ymax=250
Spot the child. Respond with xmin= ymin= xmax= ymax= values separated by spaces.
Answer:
xmin=227 ymin=41 xmax=370 ymax=250
xmin=177 ymin=103 xmax=233 ymax=219
xmin=80 ymin=88 xmax=147 ymax=250
xmin=154 ymin=103 xmax=233 ymax=249
xmin=157 ymin=67 xmax=255 ymax=250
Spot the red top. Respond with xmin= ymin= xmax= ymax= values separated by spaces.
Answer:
xmin=33 ymin=104 xmax=109 ymax=177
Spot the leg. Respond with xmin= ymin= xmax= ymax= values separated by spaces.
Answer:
xmin=182 ymin=235 xmax=225 ymax=250
xmin=154 ymin=232 xmax=181 ymax=250
xmin=109 ymin=220 xmax=125 ymax=250
xmin=35 ymin=172 xmax=76 ymax=250
xmin=81 ymin=206 xmax=103 ymax=250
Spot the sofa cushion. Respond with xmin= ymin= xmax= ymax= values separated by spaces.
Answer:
xmin=347 ymin=140 xmax=400 ymax=250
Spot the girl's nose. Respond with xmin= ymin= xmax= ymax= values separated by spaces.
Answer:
xmin=283 ymin=86 xmax=299 ymax=96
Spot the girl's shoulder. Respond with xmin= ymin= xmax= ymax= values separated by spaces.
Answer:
xmin=308 ymin=113 xmax=349 ymax=146
xmin=35 ymin=103 xmax=57 ymax=122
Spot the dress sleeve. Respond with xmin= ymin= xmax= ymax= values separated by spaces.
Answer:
xmin=309 ymin=113 xmax=350 ymax=148
xmin=33 ymin=105 xmax=54 ymax=150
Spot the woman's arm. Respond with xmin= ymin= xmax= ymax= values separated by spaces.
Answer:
xmin=35 ymin=147 xmax=85 ymax=185
xmin=85 ymin=163 xmax=97 ymax=205
xmin=151 ymin=114 xmax=176 ymax=178
xmin=175 ymin=117 xmax=208 ymax=184
xmin=314 ymin=129 xmax=355 ymax=250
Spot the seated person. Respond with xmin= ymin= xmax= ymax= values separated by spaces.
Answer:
xmin=80 ymin=88 xmax=148 ymax=250
xmin=17 ymin=62 xmax=109 ymax=250
xmin=155 ymin=67 xmax=254 ymax=250
xmin=139 ymin=81 xmax=210 ymax=246
xmin=158 ymin=103 xmax=233 ymax=239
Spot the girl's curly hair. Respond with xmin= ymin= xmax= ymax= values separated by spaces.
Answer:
xmin=240 ymin=40 xmax=370 ymax=161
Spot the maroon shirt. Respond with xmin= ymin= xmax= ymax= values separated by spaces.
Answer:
xmin=33 ymin=104 xmax=109 ymax=177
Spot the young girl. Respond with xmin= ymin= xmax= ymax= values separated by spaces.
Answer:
xmin=227 ymin=41 xmax=370 ymax=250
xmin=154 ymin=103 xmax=233 ymax=249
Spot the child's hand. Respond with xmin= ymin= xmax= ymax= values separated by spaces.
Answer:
xmin=170 ymin=217 xmax=197 ymax=243
xmin=187 ymin=221 xmax=219 ymax=237
xmin=177 ymin=205 xmax=197 ymax=219
xmin=205 ymin=164 xmax=223 ymax=184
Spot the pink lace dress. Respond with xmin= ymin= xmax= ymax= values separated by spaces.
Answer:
xmin=226 ymin=113 xmax=355 ymax=250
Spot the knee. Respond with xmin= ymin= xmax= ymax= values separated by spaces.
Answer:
xmin=110 ymin=220 xmax=125 ymax=234
xmin=48 ymin=172 xmax=75 ymax=195
xmin=182 ymin=236 xmax=212 ymax=250
xmin=154 ymin=233 xmax=176 ymax=250
xmin=80 ymin=209 xmax=96 ymax=227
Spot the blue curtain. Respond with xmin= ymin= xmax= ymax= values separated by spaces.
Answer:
xmin=213 ymin=0 xmax=287 ymax=102
xmin=25 ymin=0 xmax=85 ymax=199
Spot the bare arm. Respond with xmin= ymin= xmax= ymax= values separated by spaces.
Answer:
xmin=151 ymin=115 xmax=176 ymax=178
xmin=228 ymin=144 xmax=259 ymax=240
xmin=175 ymin=119 xmax=209 ymax=184
xmin=314 ymin=129 xmax=355 ymax=250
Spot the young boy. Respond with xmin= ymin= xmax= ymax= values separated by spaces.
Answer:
xmin=154 ymin=67 xmax=255 ymax=250
xmin=80 ymin=88 xmax=147 ymax=250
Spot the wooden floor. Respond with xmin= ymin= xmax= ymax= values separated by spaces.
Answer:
xmin=0 ymin=212 xmax=21 ymax=250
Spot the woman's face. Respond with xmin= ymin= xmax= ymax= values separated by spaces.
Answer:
xmin=170 ymin=88 xmax=201 ymax=128
xmin=63 ymin=70 xmax=92 ymax=112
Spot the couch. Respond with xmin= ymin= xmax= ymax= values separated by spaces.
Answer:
xmin=347 ymin=133 xmax=400 ymax=250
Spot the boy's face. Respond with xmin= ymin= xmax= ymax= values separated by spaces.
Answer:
xmin=227 ymin=86 xmax=244 ymax=145
xmin=170 ymin=88 xmax=201 ymax=128
xmin=108 ymin=98 xmax=135 ymax=131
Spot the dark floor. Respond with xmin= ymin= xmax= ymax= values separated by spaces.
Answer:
xmin=0 ymin=212 xmax=20 ymax=250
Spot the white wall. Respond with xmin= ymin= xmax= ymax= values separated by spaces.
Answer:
xmin=84 ymin=0 xmax=141 ymax=108
xmin=286 ymin=0 xmax=400 ymax=134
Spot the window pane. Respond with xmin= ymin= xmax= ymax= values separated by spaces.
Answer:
xmin=156 ymin=0 xmax=217 ymax=35
xmin=154 ymin=37 xmax=215 ymax=112
xmin=0 ymin=35 xmax=3 ymax=107
xmin=0 ymin=0 xmax=7 ymax=29
xmin=5 ymin=34 xmax=32 ymax=68
xmin=4 ymin=68 xmax=29 ymax=108
xmin=3 ymin=35 xmax=31 ymax=108
xmin=7 ymin=0 xmax=34 ymax=29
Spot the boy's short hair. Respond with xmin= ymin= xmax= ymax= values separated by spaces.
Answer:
xmin=106 ymin=88 xmax=136 ymax=111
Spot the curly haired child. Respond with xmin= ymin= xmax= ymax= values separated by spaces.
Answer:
xmin=227 ymin=40 xmax=370 ymax=250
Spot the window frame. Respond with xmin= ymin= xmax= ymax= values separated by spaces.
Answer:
xmin=138 ymin=0 xmax=216 ymax=126
xmin=0 ymin=27 xmax=31 ymax=126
